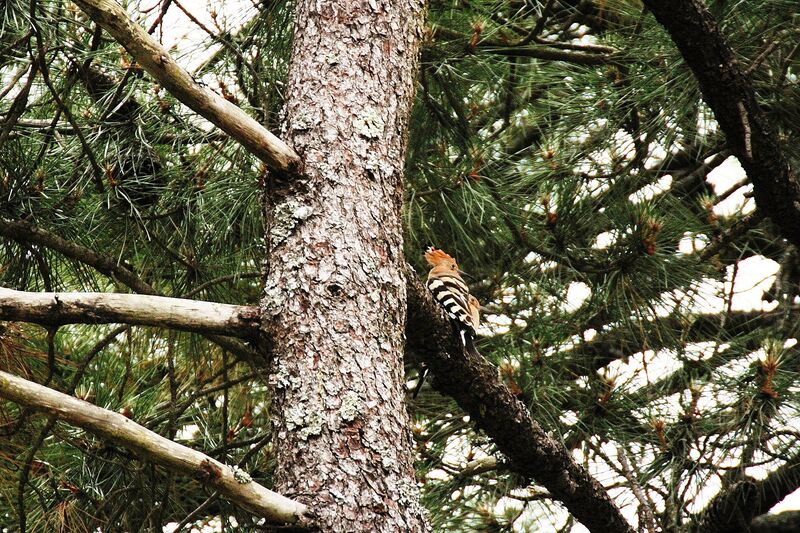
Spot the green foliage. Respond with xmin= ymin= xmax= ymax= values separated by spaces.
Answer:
xmin=1 ymin=0 xmax=800 ymax=531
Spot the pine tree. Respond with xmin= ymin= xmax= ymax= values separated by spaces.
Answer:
xmin=1 ymin=0 xmax=799 ymax=531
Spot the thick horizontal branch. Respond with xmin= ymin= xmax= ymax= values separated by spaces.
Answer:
xmin=642 ymin=0 xmax=800 ymax=248
xmin=71 ymin=0 xmax=301 ymax=176
xmin=0 ymin=218 xmax=262 ymax=363
xmin=0 ymin=289 xmax=260 ymax=340
xmin=405 ymin=269 xmax=633 ymax=533
xmin=0 ymin=369 xmax=313 ymax=527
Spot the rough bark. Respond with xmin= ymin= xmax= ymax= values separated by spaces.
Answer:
xmin=752 ymin=511 xmax=800 ymax=533
xmin=0 ymin=288 xmax=260 ymax=340
xmin=691 ymin=450 xmax=800 ymax=533
xmin=641 ymin=0 xmax=800 ymax=247
xmin=259 ymin=1 xmax=428 ymax=530
xmin=0 ymin=369 xmax=313 ymax=527
xmin=71 ymin=0 xmax=301 ymax=176
xmin=405 ymin=273 xmax=635 ymax=533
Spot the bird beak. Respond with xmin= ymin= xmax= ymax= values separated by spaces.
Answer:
xmin=459 ymin=270 xmax=475 ymax=280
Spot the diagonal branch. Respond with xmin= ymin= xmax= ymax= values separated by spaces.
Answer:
xmin=405 ymin=270 xmax=634 ymax=533
xmin=0 ymin=289 xmax=260 ymax=340
xmin=692 ymin=448 xmax=800 ymax=533
xmin=70 ymin=0 xmax=301 ymax=176
xmin=2 ymin=225 xmax=627 ymax=531
xmin=0 ymin=369 xmax=314 ymax=528
xmin=0 ymin=219 xmax=157 ymax=295
xmin=641 ymin=0 xmax=800 ymax=247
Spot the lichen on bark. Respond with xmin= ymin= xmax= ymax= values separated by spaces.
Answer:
xmin=260 ymin=1 xmax=429 ymax=531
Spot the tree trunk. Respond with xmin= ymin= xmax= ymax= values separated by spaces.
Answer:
xmin=260 ymin=1 xmax=428 ymax=531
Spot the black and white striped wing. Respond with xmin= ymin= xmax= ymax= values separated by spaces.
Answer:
xmin=427 ymin=274 xmax=475 ymax=334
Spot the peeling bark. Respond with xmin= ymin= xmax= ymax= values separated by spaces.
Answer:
xmin=260 ymin=1 xmax=428 ymax=530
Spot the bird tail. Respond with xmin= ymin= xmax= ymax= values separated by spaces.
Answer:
xmin=463 ymin=330 xmax=481 ymax=358
xmin=411 ymin=367 xmax=428 ymax=399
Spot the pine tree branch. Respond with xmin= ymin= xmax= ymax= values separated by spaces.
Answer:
xmin=0 ymin=369 xmax=314 ymax=527
xmin=0 ymin=289 xmax=260 ymax=340
xmin=431 ymin=26 xmax=615 ymax=65
xmin=0 ymin=219 xmax=158 ymax=295
xmin=405 ymin=269 xmax=634 ymax=533
xmin=70 ymin=0 xmax=301 ymax=177
xmin=641 ymin=0 xmax=800 ymax=248
xmin=0 ymin=218 xmax=262 ymax=363
xmin=751 ymin=511 xmax=800 ymax=533
xmin=691 ymin=449 xmax=800 ymax=533
xmin=559 ymin=309 xmax=782 ymax=377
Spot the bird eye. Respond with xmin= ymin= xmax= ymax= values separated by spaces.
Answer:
xmin=451 ymin=264 xmax=456 ymax=270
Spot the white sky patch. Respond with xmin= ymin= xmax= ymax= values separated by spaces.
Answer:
xmin=605 ymin=349 xmax=683 ymax=393
xmin=561 ymin=282 xmax=591 ymax=312
xmin=175 ymin=423 xmax=199 ymax=441
xmin=772 ymin=488 xmax=800 ymax=513
xmin=724 ymin=256 xmax=779 ymax=312
xmin=645 ymin=143 xmax=669 ymax=168
xmin=164 ymin=515 xmax=239 ymax=533
xmin=706 ymin=156 xmax=756 ymax=216
xmin=593 ymin=230 xmax=617 ymax=249
xmin=629 ymin=174 xmax=673 ymax=204
xmin=139 ymin=0 xmax=255 ymax=70
xmin=678 ymin=232 xmax=709 ymax=254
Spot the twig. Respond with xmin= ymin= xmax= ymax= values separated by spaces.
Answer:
xmin=0 ymin=59 xmax=39 ymax=146
xmin=173 ymin=491 xmax=221 ymax=531
xmin=617 ymin=447 xmax=657 ymax=533
xmin=744 ymin=41 xmax=779 ymax=76
xmin=181 ymin=272 xmax=261 ymax=298
xmin=737 ymin=101 xmax=752 ymax=160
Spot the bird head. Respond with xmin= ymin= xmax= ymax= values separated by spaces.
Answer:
xmin=424 ymin=246 xmax=460 ymax=272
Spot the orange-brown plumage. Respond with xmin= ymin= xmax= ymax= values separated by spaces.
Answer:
xmin=424 ymin=246 xmax=479 ymax=331
xmin=424 ymin=246 xmax=458 ymax=269
xmin=415 ymin=246 xmax=481 ymax=396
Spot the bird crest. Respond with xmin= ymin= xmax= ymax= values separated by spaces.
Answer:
xmin=424 ymin=246 xmax=457 ymax=268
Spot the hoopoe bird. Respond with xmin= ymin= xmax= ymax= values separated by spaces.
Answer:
xmin=413 ymin=246 xmax=481 ymax=398
xmin=424 ymin=246 xmax=480 ymax=353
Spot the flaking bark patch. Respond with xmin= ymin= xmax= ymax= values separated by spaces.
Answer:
xmin=260 ymin=1 xmax=429 ymax=531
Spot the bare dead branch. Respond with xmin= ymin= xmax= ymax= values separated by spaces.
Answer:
xmin=617 ymin=447 xmax=657 ymax=533
xmin=0 ymin=369 xmax=314 ymax=527
xmin=70 ymin=0 xmax=302 ymax=176
xmin=0 ymin=218 xmax=262 ymax=363
xmin=0 ymin=288 xmax=260 ymax=340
